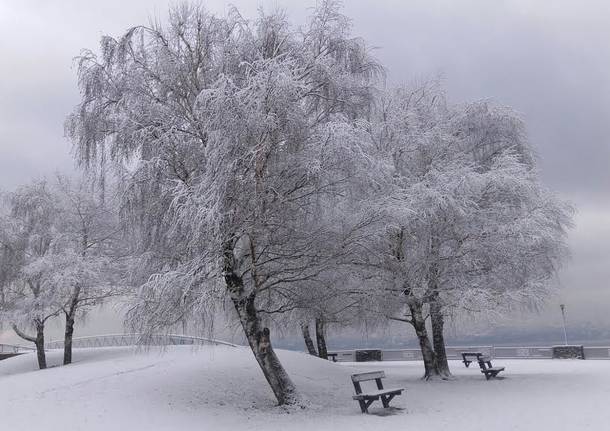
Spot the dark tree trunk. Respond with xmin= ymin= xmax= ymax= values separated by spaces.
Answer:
xmin=422 ymin=232 xmax=450 ymax=378
xmin=408 ymin=300 xmax=441 ymax=380
xmin=12 ymin=321 xmax=47 ymax=369
xmin=35 ymin=322 xmax=47 ymax=370
xmin=300 ymin=323 xmax=318 ymax=356
xmin=63 ymin=287 xmax=81 ymax=365
xmin=315 ymin=318 xmax=328 ymax=360
xmin=430 ymin=300 xmax=452 ymax=378
xmin=64 ymin=314 xmax=76 ymax=365
xmin=223 ymin=241 xmax=299 ymax=406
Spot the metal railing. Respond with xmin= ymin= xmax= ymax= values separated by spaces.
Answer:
xmin=45 ymin=334 xmax=238 ymax=350
xmin=583 ymin=347 xmax=610 ymax=359
xmin=329 ymin=345 xmax=610 ymax=361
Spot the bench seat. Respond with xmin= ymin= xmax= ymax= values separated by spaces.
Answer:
xmin=352 ymin=387 xmax=404 ymax=400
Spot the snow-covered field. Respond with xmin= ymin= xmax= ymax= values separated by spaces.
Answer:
xmin=1 ymin=345 xmax=608 ymax=430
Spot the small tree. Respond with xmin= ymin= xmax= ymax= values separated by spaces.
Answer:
xmin=0 ymin=181 xmax=63 ymax=369
xmin=52 ymin=175 xmax=121 ymax=365
xmin=0 ymin=176 xmax=123 ymax=368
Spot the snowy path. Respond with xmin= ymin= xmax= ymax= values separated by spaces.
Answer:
xmin=1 ymin=346 xmax=608 ymax=430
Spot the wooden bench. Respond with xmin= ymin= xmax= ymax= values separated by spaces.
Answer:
xmin=477 ymin=356 xmax=505 ymax=380
xmin=351 ymin=371 xmax=404 ymax=414
xmin=327 ymin=353 xmax=338 ymax=362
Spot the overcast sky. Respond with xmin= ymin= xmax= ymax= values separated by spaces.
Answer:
xmin=1 ymin=0 xmax=609 ymax=341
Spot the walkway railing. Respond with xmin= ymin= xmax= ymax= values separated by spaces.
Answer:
xmin=329 ymin=345 xmax=610 ymax=361
xmin=0 ymin=343 xmax=35 ymax=354
xmin=45 ymin=334 xmax=238 ymax=350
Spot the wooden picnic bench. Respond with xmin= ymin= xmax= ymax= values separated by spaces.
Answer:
xmin=327 ymin=352 xmax=338 ymax=362
xmin=351 ymin=371 xmax=404 ymax=414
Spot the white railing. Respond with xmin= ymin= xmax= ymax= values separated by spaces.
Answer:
xmin=45 ymin=333 xmax=238 ymax=350
xmin=0 ymin=343 xmax=36 ymax=354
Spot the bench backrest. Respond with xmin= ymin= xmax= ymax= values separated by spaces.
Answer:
xmin=351 ymin=371 xmax=385 ymax=382
xmin=351 ymin=371 xmax=386 ymax=395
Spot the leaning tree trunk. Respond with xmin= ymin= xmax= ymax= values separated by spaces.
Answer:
xmin=408 ymin=300 xmax=441 ymax=380
xmin=315 ymin=318 xmax=328 ymax=360
xmin=223 ymin=243 xmax=299 ymax=406
xmin=430 ymin=300 xmax=452 ymax=378
xmin=300 ymin=323 xmax=318 ymax=356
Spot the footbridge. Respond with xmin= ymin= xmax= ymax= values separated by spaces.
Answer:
xmin=45 ymin=333 xmax=238 ymax=350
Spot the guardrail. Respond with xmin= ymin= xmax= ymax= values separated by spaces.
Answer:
xmin=329 ymin=345 xmax=610 ymax=361
xmin=45 ymin=334 xmax=238 ymax=350
xmin=583 ymin=347 xmax=610 ymax=359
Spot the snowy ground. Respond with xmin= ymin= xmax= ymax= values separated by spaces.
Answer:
xmin=1 ymin=345 xmax=609 ymax=431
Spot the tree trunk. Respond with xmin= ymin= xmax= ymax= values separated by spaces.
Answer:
xmin=430 ymin=300 xmax=452 ymax=378
xmin=315 ymin=318 xmax=328 ymax=360
xmin=408 ymin=301 xmax=441 ymax=380
xmin=12 ymin=321 xmax=47 ymax=369
xmin=35 ymin=322 xmax=47 ymax=370
xmin=63 ymin=287 xmax=81 ymax=365
xmin=300 ymin=323 xmax=318 ymax=356
xmin=64 ymin=314 xmax=76 ymax=365
xmin=223 ymin=241 xmax=300 ymax=406
xmin=422 ymin=232 xmax=450 ymax=379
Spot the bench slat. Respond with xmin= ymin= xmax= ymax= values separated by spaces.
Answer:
xmin=351 ymin=371 xmax=385 ymax=382
xmin=352 ymin=387 xmax=404 ymax=400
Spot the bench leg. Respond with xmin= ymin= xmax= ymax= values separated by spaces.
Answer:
xmin=381 ymin=394 xmax=397 ymax=408
xmin=381 ymin=395 xmax=389 ymax=408
xmin=358 ymin=400 xmax=368 ymax=414
xmin=357 ymin=399 xmax=376 ymax=414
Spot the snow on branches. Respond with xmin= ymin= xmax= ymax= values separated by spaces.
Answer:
xmin=64 ymin=0 xmax=573 ymax=393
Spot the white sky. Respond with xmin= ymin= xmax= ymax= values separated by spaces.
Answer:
xmin=1 ymin=0 xmax=609 ymax=341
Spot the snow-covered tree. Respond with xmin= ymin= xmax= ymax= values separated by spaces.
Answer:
xmin=0 ymin=176 xmax=123 ymax=368
xmin=0 ymin=181 xmax=63 ymax=369
xmin=367 ymin=84 xmax=573 ymax=379
xmin=423 ymin=101 xmax=574 ymax=375
xmin=66 ymin=1 xmax=380 ymax=405
xmin=51 ymin=174 xmax=122 ymax=365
